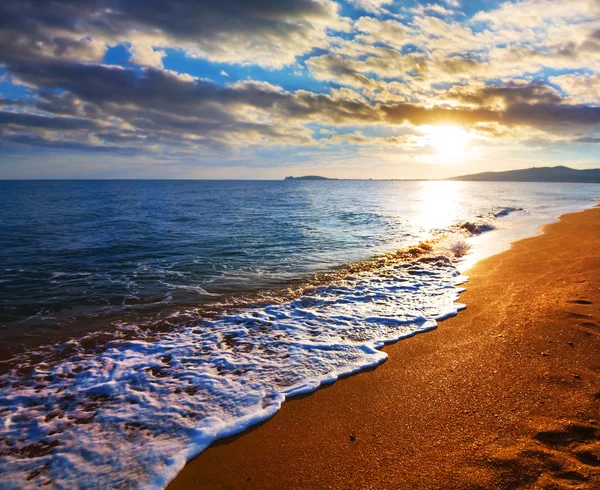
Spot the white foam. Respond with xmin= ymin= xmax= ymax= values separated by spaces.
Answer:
xmin=459 ymin=201 xmax=598 ymax=272
xmin=0 ymin=259 xmax=465 ymax=489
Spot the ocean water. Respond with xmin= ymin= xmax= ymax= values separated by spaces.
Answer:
xmin=0 ymin=180 xmax=598 ymax=489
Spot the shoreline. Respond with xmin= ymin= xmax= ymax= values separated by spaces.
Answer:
xmin=2 ymin=202 xmax=593 ymax=367
xmin=168 ymin=205 xmax=600 ymax=489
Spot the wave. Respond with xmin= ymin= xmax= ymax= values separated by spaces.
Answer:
xmin=452 ymin=206 xmax=524 ymax=237
xmin=0 ymin=261 xmax=466 ymax=488
xmin=494 ymin=206 xmax=524 ymax=217
xmin=455 ymin=220 xmax=496 ymax=236
xmin=0 ymin=211 xmax=522 ymax=489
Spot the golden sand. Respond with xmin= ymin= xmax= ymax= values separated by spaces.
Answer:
xmin=169 ymin=206 xmax=600 ymax=489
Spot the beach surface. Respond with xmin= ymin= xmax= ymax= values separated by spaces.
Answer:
xmin=169 ymin=206 xmax=600 ymax=490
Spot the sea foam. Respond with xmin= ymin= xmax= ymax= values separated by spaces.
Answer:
xmin=0 ymin=205 xmax=540 ymax=489
xmin=0 ymin=257 xmax=465 ymax=489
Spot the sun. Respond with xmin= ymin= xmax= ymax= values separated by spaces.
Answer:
xmin=426 ymin=125 xmax=470 ymax=162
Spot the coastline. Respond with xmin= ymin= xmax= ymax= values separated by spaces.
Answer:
xmin=168 ymin=205 xmax=600 ymax=489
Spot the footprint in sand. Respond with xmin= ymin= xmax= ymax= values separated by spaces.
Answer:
xmin=565 ymin=311 xmax=593 ymax=320
xmin=480 ymin=425 xmax=600 ymax=488
xmin=534 ymin=424 xmax=597 ymax=447
xmin=568 ymin=299 xmax=594 ymax=305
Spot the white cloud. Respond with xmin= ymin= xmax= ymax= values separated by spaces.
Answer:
xmin=129 ymin=45 xmax=166 ymax=68
xmin=411 ymin=4 xmax=455 ymax=16
xmin=346 ymin=0 xmax=393 ymax=14
xmin=550 ymin=73 xmax=600 ymax=104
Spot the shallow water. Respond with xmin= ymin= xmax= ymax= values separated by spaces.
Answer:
xmin=0 ymin=180 xmax=598 ymax=488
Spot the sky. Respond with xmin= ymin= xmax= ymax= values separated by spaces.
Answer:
xmin=0 ymin=0 xmax=599 ymax=179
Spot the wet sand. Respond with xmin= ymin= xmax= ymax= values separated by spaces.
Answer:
xmin=169 ymin=206 xmax=600 ymax=489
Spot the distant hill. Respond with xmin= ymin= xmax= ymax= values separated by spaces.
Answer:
xmin=284 ymin=175 xmax=336 ymax=180
xmin=447 ymin=166 xmax=600 ymax=183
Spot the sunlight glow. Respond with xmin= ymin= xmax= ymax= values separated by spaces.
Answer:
xmin=426 ymin=125 xmax=471 ymax=163
xmin=415 ymin=180 xmax=463 ymax=232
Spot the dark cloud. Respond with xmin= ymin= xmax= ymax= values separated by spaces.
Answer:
xmin=15 ymin=61 xmax=381 ymax=125
xmin=0 ymin=98 xmax=25 ymax=107
xmin=505 ymin=102 xmax=600 ymax=130
xmin=0 ymin=133 xmax=137 ymax=153
xmin=0 ymin=111 xmax=99 ymax=130
xmin=110 ymin=0 xmax=337 ymax=40
xmin=0 ymin=0 xmax=341 ymax=67
xmin=443 ymin=82 xmax=600 ymax=133
xmin=446 ymin=82 xmax=563 ymax=107
xmin=307 ymin=54 xmax=380 ymax=88
xmin=2 ymin=61 xmax=600 ymax=156
xmin=574 ymin=136 xmax=600 ymax=143
xmin=580 ymin=29 xmax=600 ymax=52
xmin=381 ymin=103 xmax=498 ymax=126
xmin=0 ymin=0 xmax=598 ymax=158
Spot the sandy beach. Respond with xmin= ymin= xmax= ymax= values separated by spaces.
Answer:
xmin=169 ymin=205 xmax=600 ymax=489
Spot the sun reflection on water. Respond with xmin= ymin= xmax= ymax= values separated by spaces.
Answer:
xmin=415 ymin=181 xmax=464 ymax=233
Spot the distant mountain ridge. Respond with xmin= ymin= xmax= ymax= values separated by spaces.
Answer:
xmin=447 ymin=166 xmax=600 ymax=183
xmin=284 ymin=175 xmax=336 ymax=180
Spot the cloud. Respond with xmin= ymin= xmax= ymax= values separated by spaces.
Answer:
xmin=0 ymin=0 xmax=346 ymax=68
xmin=550 ymin=73 xmax=600 ymax=104
xmin=504 ymin=101 xmax=600 ymax=132
xmin=410 ymin=4 xmax=455 ymax=16
xmin=129 ymin=45 xmax=166 ymax=69
xmin=1 ymin=0 xmax=600 ymax=170
xmin=0 ymin=63 xmax=382 ymax=154
xmin=2 ymin=55 xmax=599 ymax=159
xmin=0 ymin=97 xmax=25 ymax=107
xmin=319 ymin=130 xmax=421 ymax=149
xmin=353 ymin=16 xmax=406 ymax=48
xmin=345 ymin=0 xmax=393 ymax=14
xmin=445 ymin=82 xmax=563 ymax=110
xmin=472 ymin=0 xmax=599 ymax=29
xmin=0 ymin=111 xmax=100 ymax=130
xmin=326 ymin=0 xmax=600 ymax=94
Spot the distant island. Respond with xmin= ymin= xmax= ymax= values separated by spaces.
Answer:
xmin=447 ymin=165 xmax=600 ymax=183
xmin=284 ymin=175 xmax=337 ymax=180
xmin=283 ymin=167 xmax=600 ymax=183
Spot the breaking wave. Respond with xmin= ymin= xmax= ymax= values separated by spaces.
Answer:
xmin=0 ymin=206 xmax=524 ymax=489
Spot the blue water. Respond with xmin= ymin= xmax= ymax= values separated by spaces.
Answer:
xmin=0 ymin=180 xmax=598 ymax=335
xmin=0 ymin=179 xmax=599 ymax=489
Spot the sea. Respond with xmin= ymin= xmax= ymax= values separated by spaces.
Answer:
xmin=0 ymin=180 xmax=598 ymax=489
